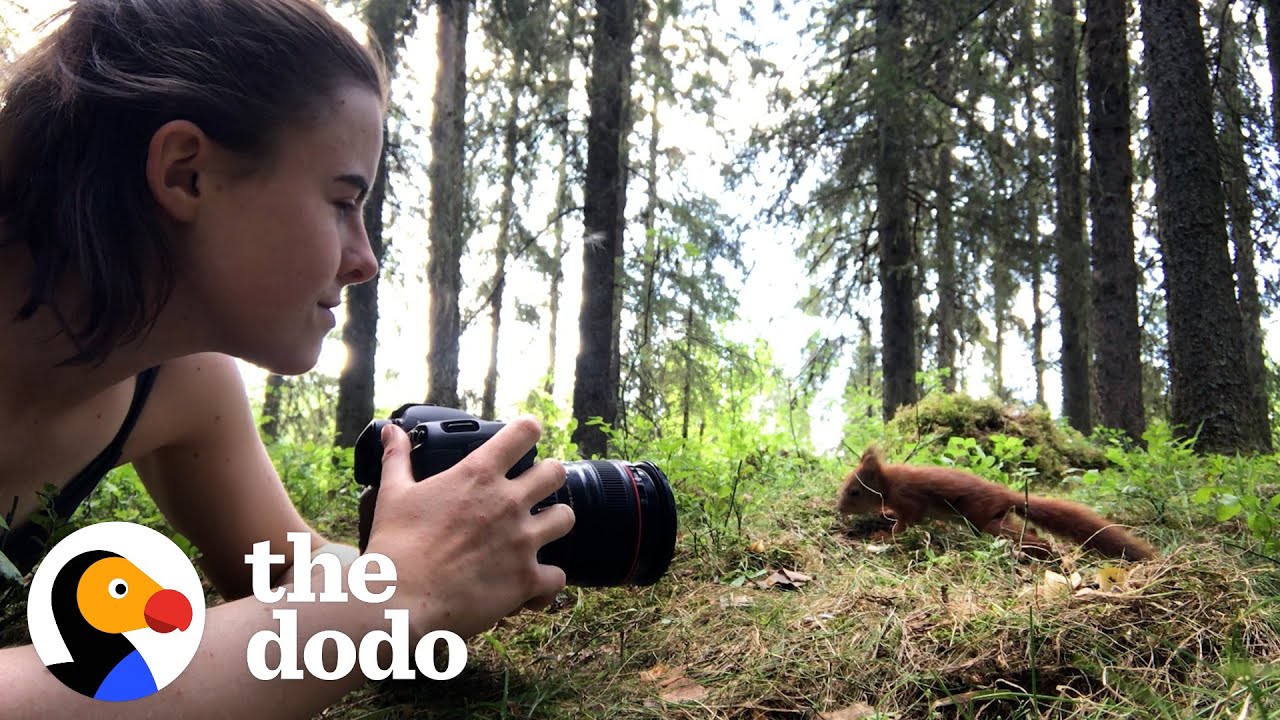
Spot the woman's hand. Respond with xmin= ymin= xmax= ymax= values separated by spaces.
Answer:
xmin=363 ymin=417 xmax=575 ymax=639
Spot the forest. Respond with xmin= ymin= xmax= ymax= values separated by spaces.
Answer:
xmin=3 ymin=0 xmax=1280 ymax=717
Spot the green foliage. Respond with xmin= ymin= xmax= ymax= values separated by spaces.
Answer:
xmin=254 ymin=370 xmax=340 ymax=450
xmin=266 ymin=439 xmax=361 ymax=542
xmin=1079 ymin=420 xmax=1280 ymax=558
xmin=938 ymin=434 xmax=1040 ymax=489
xmin=1080 ymin=421 xmax=1201 ymax=524
xmin=1191 ymin=454 xmax=1280 ymax=559
xmin=623 ymin=421 xmax=831 ymax=571
xmin=1268 ymin=355 xmax=1280 ymax=450
xmin=0 ymin=514 xmax=18 ymax=584
xmin=516 ymin=384 xmax=579 ymax=460
xmin=573 ymin=335 xmax=837 ymax=574
xmin=884 ymin=392 xmax=1106 ymax=481
xmin=88 ymin=468 xmax=204 ymax=559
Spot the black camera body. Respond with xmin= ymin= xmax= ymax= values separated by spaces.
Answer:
xmin=352 ymin=405 xmax=677 ymax=588
xmin=353 ymin=404 xmax=537 ymax=487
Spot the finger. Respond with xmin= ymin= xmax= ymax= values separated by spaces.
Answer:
xmin=522 ymin=592 xmax=558 ymax=613
xmin=516 ymin=458 xmax=567 ymax=505
xmin=377 ymin=423 xmax=415 ymax=493
xmin=463 ymin=415 xmax=542 ymax=475
xmin=529 ymin=501 xmax=576 ymax=548
xmin=530 ymin=562 xmax=567 ymax=604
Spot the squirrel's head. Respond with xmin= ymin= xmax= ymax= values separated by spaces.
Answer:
xmin=837 ymin=445 xmax=886 ymax=515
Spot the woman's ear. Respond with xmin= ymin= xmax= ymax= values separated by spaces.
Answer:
xmin=145 ymin=119 xmax=208 ymax=223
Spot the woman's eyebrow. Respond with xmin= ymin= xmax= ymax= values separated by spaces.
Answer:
xmin=334 ymin=173 xmax=370 ymax=200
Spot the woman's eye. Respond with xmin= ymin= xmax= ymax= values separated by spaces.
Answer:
xmin=334 ymin=200 xmax=359 ymax=217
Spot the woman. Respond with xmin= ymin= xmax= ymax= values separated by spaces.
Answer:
xmin=0 ymin=1 xmax=574 ymax=716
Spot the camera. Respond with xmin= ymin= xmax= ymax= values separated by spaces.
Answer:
xmin=352 ymin=404 xmax=677 ymax=587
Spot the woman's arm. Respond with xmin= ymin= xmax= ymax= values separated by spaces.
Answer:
xmin=0 ymin=353 xmax=574 ymax=717
xmin=0 ymin=569 xmax=390 ymax=719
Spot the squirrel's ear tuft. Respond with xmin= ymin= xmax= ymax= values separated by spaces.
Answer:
xmin=860 ymin=445 xmax=883 ymax=471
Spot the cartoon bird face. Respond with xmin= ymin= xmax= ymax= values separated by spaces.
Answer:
xmin=75 ymin=556 xmax=192 ymax=635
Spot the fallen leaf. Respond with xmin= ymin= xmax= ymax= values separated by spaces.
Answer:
xmin=1038 ymin=570 xmax=1073 ymax=600
xmin=760 ymin=568 xmax=813 ymax=590
xmin=816 ymin=703 xmax=878 ymax=720
xmin=864 ymin=543 xmax=893 ymax=554
xmin=1098 ymin=566 xmax=1129 ymax=592
xmin=933 ymin=690 xmax=983 ymax=709
xmin=639 ymin=664 xmax=709 ymax=703
xmin=639 ymin=664 xmax=670 ymax=683
xmin=660 ymin=676 xmax=709 ymax=703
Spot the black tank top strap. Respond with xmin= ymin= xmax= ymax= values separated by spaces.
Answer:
xmin=1 ymin=366 xmax=161 ymax=576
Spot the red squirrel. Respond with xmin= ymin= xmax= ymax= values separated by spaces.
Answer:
xmin=837 ymin=446 xmax=1158 ymax=561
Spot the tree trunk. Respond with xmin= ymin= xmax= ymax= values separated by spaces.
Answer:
xmin=572 ymin=0 xmax=636 ymax=457
xmin=1216 ymin=8 xmax=1273 ymax=447
xmin=1032 ymin=261 xmax=1046 ymax=406
xmin=544 ymin=19 xmax=577 ymax=398
xmin=426 ymin=0 xmax=469 ymax=409
xmin=1139 ymin=0 xmax=1268 ymax=453
xmin=992 ymin=267 xmax=1007 ymax=399
xmin=636 ymin=67 xmax=661 ymax=416
xmin=1265 ymin=0 xmax=1280 ymax=142
xmin=260 ymin=372 xmax=287 ymax=442
xmin=1021 ymin=8 xmax=1045 ymax=409
xmin=680 ymin=297 xmax=693 ymax=440
xmin=875 ymin=0 xmax=916 ymax=421
xmin=1052 ymin=0 xmax=1093 ymax=434
xmin=482 ymin=59 xmax=524 ymax=420
xmin=933 ymin=6 xmax=958 ymax=395
xmin=935 ymin=145 xmax=958 ymax=395
xmin=335 ymin=0 xmax=418 ymax=447
xmin=1085 ymin=0 xmax=1145 ymax=443
xmin=545 ymin=157 xmax=568 ymax=396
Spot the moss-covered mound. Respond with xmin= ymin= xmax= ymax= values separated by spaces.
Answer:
xmin=885 ymin=393 xmax=1107 ymax=480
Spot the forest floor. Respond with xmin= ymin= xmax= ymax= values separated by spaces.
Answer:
xmin=321 ymin=469 xmax=1280 ymax=720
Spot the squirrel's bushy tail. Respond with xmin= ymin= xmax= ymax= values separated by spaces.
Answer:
xmin=1017 ymin=496 xmax=1158 ymax=561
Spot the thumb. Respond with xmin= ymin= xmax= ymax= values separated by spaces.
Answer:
xmin=378 ymin=423 xmax=415 ymax=493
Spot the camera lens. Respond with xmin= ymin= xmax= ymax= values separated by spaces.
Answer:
xmin=532 ymin=460 xmax=677 ymax=587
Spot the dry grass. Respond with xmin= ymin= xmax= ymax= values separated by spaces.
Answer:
xmin=325 ymin=485 xmax=1280 ymax=720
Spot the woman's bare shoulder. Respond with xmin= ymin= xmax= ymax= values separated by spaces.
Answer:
xmin=119 ymin=353 xmax=255 ymax=465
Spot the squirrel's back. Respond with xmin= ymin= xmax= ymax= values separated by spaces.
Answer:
xmin=840 ymin=447 xmax=1158 ymax=561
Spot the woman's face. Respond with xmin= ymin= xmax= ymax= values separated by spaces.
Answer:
xmin=176 ymin=85 xmax=383 ymax=374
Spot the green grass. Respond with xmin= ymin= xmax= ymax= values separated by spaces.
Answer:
xmin=4 ymin=427 xmax=1278 ymax=719
xmin=315 ymin=465 xmax=1280 ymax=720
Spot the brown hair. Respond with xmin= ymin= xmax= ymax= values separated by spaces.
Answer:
xmin=0 ymin=0 xmax=388 ymax=365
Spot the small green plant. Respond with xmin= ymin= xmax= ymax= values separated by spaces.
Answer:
xmin=1191 ymin=453 xmax=1280 ymax=559
xmin=0 ymin=514 xmax=19 ymax=584
xmin=515 ymin=385 xmax=579 ymax=460
xmin=940 ymin=434 xmax=1039 ymax=489
xmin=1080 ymin=420 xmax=1200 ymax=524
xmin=266 ymin=439 xmax=360 ymax=542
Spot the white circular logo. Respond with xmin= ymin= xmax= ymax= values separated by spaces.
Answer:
xmin=27 ymin=522 xmax=206 ymax=702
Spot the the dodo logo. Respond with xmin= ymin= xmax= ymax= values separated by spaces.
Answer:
xmin=26 ymin=522 xmax=206 ymax=702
